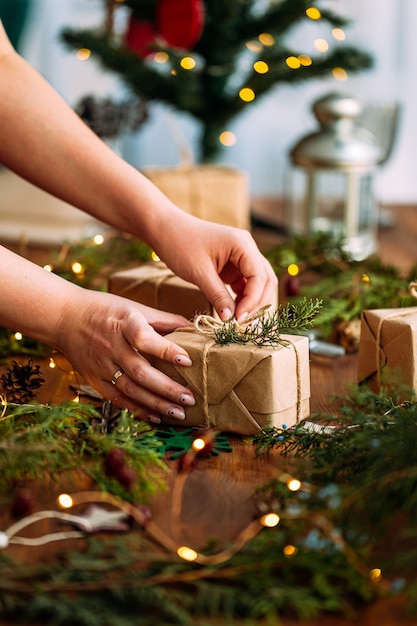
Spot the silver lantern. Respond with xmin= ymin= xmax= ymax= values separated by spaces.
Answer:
xmin=288 ymin=93 xmax=382 ymax=260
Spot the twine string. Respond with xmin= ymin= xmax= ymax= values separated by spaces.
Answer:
xmin=183 ymin=308 xmax=302 ymax=427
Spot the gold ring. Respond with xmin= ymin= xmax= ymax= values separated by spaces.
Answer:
xmin=111 ymin=369 xmax=124 ymax=385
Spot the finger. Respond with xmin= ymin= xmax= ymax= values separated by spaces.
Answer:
xmin=105 ymin=365 xmax=194 ymax=420
xmin=234 ymin=257 xmax=278 ymax=321
xmin=122 ymin=317 xmax=193 ymax=367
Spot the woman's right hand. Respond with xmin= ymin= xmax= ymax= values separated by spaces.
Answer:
xmin=56 ymin=289 xmax=196 ymax=424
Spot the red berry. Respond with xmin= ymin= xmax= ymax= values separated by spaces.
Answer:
xmin=285 ymin=276 xmax=300 ymax=297
xmin=104 ymin=448 xmax=125 ymax=478
xmin=11 ymin=488 xmax=34 ymax=519
xmin=116 ymin=465 xmax=137 ymax=490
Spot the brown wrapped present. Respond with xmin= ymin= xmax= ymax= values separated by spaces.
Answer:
xmin=109 ymin=262 xmax=211 ymax=320
xmin=358 ymin=307 xmax=417 ymax=396
xmin=149 ymin=324 xmax=310 ymax=436
xmin=141 ymin=164 xmax=251 ymax=230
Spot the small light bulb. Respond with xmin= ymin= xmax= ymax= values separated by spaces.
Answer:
xmin=14 ymin=332 xmax=23 ymax=341
xmin=43 ymin=264 xmax=53 ymax=272
xmin=151 ymin=251 xmax=160 ymax=262
xmin=177 ymin=546 xmax=198 ymax=561
xmin=192 ymin=438 xmax=206 ymax=452
xmin=49 ymin=357 xmax=57 ymax=369
xmin=57 ymin=493 xmax=73 ymax=509
xmin=287 ymin=478 xmax=302 ymax=492
xmin=76 ymin=48 xmax=91 ymax=61
xmin=260 ymin=513 xmax=280 ymax=527
xmin=93 ymin=234 xmax=104 ymax=245
xmin=287 ymin=263 xmax=299 ymax=277
xmin=71 ymin=262 xmax=83 ymax=275
xmin=283 ymin=544 xmax=298 ymax=557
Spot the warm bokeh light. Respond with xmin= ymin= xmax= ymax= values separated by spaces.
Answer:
xmin=286 ymin=56 xmax=301 ymax=69
xmin=332 ymin=28 xmax=346 ymax=41
xmin=14 ymin=332 xmax=22 ymax=341
xmin=93 ymin=234 xmax=104 ymax=245
xmin=180 ymin=56 xmax=196 ymax=70
xmin=258 ymin=33 xmax=275 ymax=46
xmin=287 ymin=478 xmax=302 ymax=492
xmin=246 ymin=40 xmax=262 ymax=52
xmin=192 ymin=438 xmax=206 ymax=452
xmin=298 ymin=54 xmax=312 ymax=66
xmin=370 ymin=568 xmax=382 ymax=582
xmin=43 ymin=264 xmax=53 ymax=272
xmin=219 ymin=131 xmax=236 ymax=147
xmin=76 ymin=48 xmax=91 ymax=61
xmin=57 ymin=493 xmax=73 ymax=509
xmin=151 ymin=251 xmax=161 ymax=262
xmin=239 ymin=87 xmax=255 ymax=102
xmin=314 ymin=38 xmax=329 ymax=52
xmin=177 ymin=546 xmax=198 ymax=561
xmin=260 ymin=513 xmax=280 ymax=528
xmin=71 ymin=262 xmax=84 ymax=274
xmin=306 ymin=7 xmax=321 ymax=20
xmin=332 ymin=67 xmax=348 ymax=81
xmin=254 ymin=60 xmax=269 ymax=74
xmin=49 ymin=357 xmax=57 ymax=369
xmin=287 ymin=263 xmax=300 ymax=277
xmin=154 ymin=51 xmax=169 ymax=63
xmin=283 ymin=544 xmax=298 ymax=557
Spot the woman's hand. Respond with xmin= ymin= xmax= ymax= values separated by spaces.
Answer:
xmin=56 ymin=290 xmax=196 ymax=424
xmin=151 ymin=211 xmax=278 ymax=321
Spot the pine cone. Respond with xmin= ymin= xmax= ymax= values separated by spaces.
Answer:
xmin=0 ymin=359 xmax=45 ymax=403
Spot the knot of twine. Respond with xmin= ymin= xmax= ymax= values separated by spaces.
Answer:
xmin=375 ymin=281 xmax=417 ymax=386
xmin=180 ymin=307 xmax=302 ymax=428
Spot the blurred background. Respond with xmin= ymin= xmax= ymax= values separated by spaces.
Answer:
xmin=0 ymin=0 xmax=416 ymax=242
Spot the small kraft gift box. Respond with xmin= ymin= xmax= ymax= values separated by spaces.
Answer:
xmin=357 ymin=302 xmax=417 ymax=398
xmin=148 ymin=313 xmax=311 ymax=436
xmin=141 ymin=164 xmax=251 ymax=230
xmin=109 ymin=262 xmax=213 ymax=320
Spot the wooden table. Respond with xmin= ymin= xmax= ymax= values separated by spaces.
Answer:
xmin=0 ymin=203 xmax=416 ymax=624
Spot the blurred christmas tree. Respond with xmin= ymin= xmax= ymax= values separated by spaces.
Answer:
xmin=61 ymin=0 xmax=373 ymax=161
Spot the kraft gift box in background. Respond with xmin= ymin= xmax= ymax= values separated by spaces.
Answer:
xmin=141 ymin=164 xmax=251 ymax=230
xmin=109 ymin=262 xmax=213 ymax=320
xmin=358 ymin=307 xmax=417 ymax=398
xmin=148 ymin=330 xmax=310 ymax=436
xmin=109 ymin=262 xmax=279 ymax=321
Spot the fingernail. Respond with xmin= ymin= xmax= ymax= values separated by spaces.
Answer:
xmin=167 ymin=407 xmax=185 ymax=420
xmin=220 ymin=307 xmax=233 ymax=321
xmin=237 ymin=311 xmax=248 ymax=322
xmin=147 ymin=414 xmax=161 ymax=425
xmin=175 ymin=354 xmax=192 ymax=366
xmin=179 ymin=393 xmax=195 ymax=406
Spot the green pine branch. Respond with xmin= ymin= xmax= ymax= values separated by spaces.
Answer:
xmin=60 ymin=0 xmax=373 ymax=160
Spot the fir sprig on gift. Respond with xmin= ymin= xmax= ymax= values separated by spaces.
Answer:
xmin=214 ymin=298 xmax=322 ymax=347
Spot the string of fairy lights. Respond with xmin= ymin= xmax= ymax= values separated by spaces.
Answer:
xmin=0 ymin=420 xmax=384 ymax=587
xmin=72 ymin=2 xmax=350 ymax=150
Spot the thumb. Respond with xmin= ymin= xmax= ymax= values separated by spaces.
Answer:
xmin=199 ymin=271 xmax=236 ymax=321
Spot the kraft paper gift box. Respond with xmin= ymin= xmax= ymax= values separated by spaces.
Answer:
xmin=149 ymin=330 xmax=310 ymax=436
xmin=357 ymin=307 xmax=417 ymax=396
xmin=141 ymin=164 xmax=251 ymax=230
xmin=109 ymin=262 xmax=212 ymax=320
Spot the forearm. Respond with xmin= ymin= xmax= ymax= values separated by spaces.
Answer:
xmin=0 ymin=245 xmax=79 ymax=347
xmin=0 ymin=21 xmax=178 ymax=249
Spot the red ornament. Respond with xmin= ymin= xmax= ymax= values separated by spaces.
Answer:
xmin=285 ymin=276 xmax=300 ymax=297
xmin=125 ymin=17 xmax=159 ymax=58
xmin=157 ymin=0 xmax=205 ymax=50
xmin=116 ymin=465 xmax=137 ymax=490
